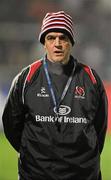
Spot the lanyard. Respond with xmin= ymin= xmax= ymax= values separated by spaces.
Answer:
xmin=43 ymin=57 xmax=75 ymax=114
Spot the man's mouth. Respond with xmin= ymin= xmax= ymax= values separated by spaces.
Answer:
xmin=54 ymin=51 xmax=63 ymax=55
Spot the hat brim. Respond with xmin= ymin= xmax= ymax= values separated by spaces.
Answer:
xmin=39 ymin=28 xmax=74 ymax=46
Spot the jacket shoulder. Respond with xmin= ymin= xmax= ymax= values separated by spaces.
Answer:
xmin=78 ymin=63 xmax=97 ymax=84
xmin=16 ymin=59 xmax=42 ymax=85
xmin=26 ymin=59 xmax=42 ymax=82
xmin=20 ymin=59 xmax=42 ymax=104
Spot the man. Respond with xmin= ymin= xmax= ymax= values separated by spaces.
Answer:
xmin=2 ymin=11 xmax=108 ymax=180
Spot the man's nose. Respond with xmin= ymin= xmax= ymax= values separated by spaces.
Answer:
xmin=55 ymin=37 xmax=62 ymax=46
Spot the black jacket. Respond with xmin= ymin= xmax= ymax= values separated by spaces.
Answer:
xmin=2 ymin=57 xmax=108 ymax=180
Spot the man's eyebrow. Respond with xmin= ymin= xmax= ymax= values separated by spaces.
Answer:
xmin=46 ymin=34 xmax=56 ymax=37
xmin=46 ymin=35 xmax=55 ymax=38
xmin=46 ymin=34 xmax=66 ymax=38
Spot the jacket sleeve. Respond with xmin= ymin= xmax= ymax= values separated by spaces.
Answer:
xmin=2 ymin=69 xmax=28 ymax=152
xmin=93 ymin=71 xmax=108 ymax=154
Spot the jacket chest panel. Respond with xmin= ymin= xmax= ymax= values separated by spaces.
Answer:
xmin=24 ymin=72 xmax=98 ymax=128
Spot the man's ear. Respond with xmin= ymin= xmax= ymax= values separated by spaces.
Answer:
xmin=43 ymin=43 xmax=47 ymax=51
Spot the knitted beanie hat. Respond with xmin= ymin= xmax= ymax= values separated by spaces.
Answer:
xmin=39 ymin=11 xmax=75 ymax=46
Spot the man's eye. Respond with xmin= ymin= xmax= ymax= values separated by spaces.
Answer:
xmin=47 ymin=36 xmax=55 ymax=40
xmin=60 ymin=35 xmax=68 ymax=41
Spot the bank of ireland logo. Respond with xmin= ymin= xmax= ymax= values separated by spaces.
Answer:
xmin=74 ymin=86 xmax=85 ymax=99
xmin=53 ymin=105 xmax=71 ymax=116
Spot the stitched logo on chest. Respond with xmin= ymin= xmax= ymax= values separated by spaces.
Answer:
xmin=37 ymin=87 xmax=49 ymax=97
xmin=74 ymin=86 xmax=85 ymax=99
xmin=53 ymin=105 xmax=71 ymax=116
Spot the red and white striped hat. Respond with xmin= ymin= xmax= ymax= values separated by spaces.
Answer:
xmin=39 ymin=11 xmax=75 ymax=46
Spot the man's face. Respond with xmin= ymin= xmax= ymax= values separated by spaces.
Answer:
xmin=44 ymin=32 xmax=72 ymax=64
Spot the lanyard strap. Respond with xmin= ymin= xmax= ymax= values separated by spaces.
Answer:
xmin=43 ymin=57 xmax=75 ymax=114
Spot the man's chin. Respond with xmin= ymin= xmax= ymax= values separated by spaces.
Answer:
xmin=53 ymin=57 xmax=64 ymax=63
